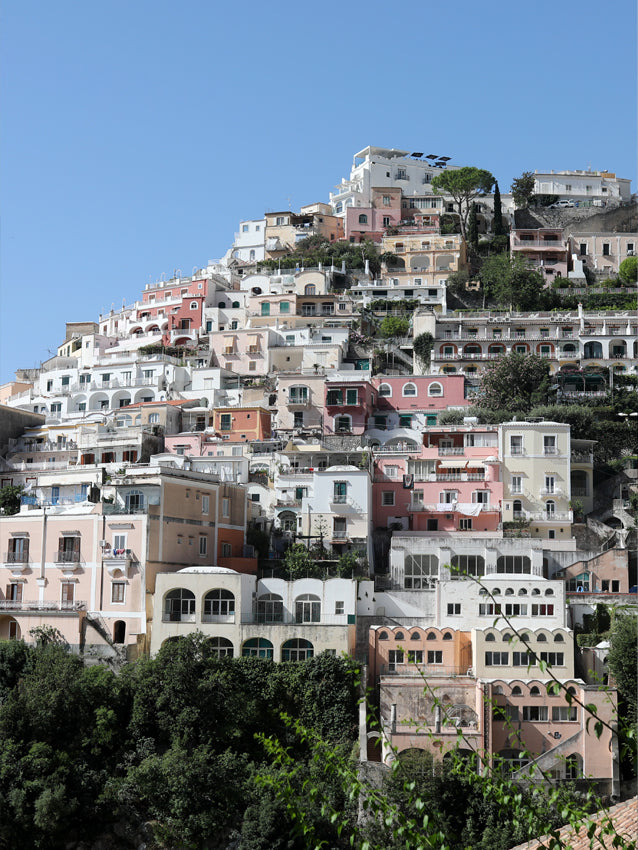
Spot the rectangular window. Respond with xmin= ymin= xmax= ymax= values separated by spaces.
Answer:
xmin=111 ymin=582 xmax=126 ymax=603
xmin=427 ymin=650 xmax=443 ymax=664
xmin=388 ymin=650 xmax=404 ymax=671
xmin=327 ymin=389 xmax=343 ymax=405
xmin=602 ymin=243 xmax=610 ymax=256
xmin=522 ymin=706 xmax=548 ymax=722
xmin=510 ymin=435 xmax=523 ymax=455
xmin=543 ymin=435 xmax=557 ymax=455
xmin=459 ymin=518 xmax=472 ymax=530
xmin=544 ymin=475 xmax=555 ymax=493
xmin=513 ymin=651 xmax=536 ymax=666
xmin=202 ymin=495 xmax=209 ymax=514
xmin=61 ymin=582 xmax=75 ymax=606
xmin=539 ymin=652 xmax=564 ymax=666
xmin=511 ymin=476 xmax=522 ymax=494
xmin=335 ymin=601 xmax=344 ymax=615
xmin=579 ymin=243 xmax=587 ymax=256
xmin=382 ymin=491 xmax=395 ymax=506
xmin=222 ymin=498 xmax=230 ymax=517
xmin=505 ymin=604 xmax=527 ymax=616
xmin=280 ymin=301 xmax=290 ymax=313
xmin=552 ymin=706 xmax=578 ymax=721
xmin=398 ymin=415 xmax=412 ymax=428
xmin=383 ymin=216 xmax=391 ymax=227
xmin=199 ymin=536 xmax=207 ymax=556
xmin=484 ymin=652 xmax=509 ymax=666
xmin=408 ymin=650 xmax=424 ymax=664
xmin=479 ymin=603 xmax=502 ymax=616
xmin=531 ymin=604 xmax=554 ymax=616
xmin=345 ymin=388 xmax=358 ymax=405
xmin=220 ymin=414 xmax=232 ymax=431
xmin=221 ymin=542 xmax=232 ymax=557
xmin=447 ymin=603 xmax=461 ymax=615
xmin=333 ymin=481 xmax=347 ymax=503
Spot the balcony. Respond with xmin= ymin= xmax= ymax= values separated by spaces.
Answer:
xmin=438 ymin=447 xmax=464 ymax=456
xmin=56 ymin=550 xmax=81 ymax=564
xmin=524 ymin=510 xmax=573 ymax=522
xmin=380 ymin=664 xmax=467 ymax=677
xmin=0 ymin=599 xmax=86 ymax=612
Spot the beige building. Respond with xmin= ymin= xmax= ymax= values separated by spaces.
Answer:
xmin=500 ymin=421 xmax=574 ymax=540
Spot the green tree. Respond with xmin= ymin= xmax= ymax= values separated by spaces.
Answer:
xmin=431 ymin=166 xmax=495 ymax=245
xmin=379 ymin=315 xmax=410 ymax=338
xmin=467 ymin=204 xmax=479 ymax=255
xmin=0 ymin=484 xmax=23 ymax=515
xmin=492 ymin=181 xmax=505 ymax=236
xmin=444 ymin=269 xmax=470 ymax=297
xmin=510 ymin=171 xmax=535 ymax=208
xmin=283 ymin=543 xmax=317 ymax=579
xmin=413 ymin=331 xmax=434 ymax=370
xmin=607 ymin=615 xmax=638 ymax=725
xmin=479 ymin=253 xmax=544 ymax=309
xmin=477 ymin=353 xmax=552 ymax=411
xmin=618 ymin=255 xmax=637 ymax=284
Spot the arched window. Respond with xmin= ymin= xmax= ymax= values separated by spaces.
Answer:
xmin=511 ymin=686 xmax=522 ymax=695
xmin=428 ymin=382 xmax=443 ymax=397
xmin=545 ymin=500 xmax=556 ymax=517
xmin=537 ymin=633 xmax=547 ymax=642
xmin=492 ymin=588 xmax=501 ymax=595
xmin=203 ymin=589 xmax=235 ymax=620
xmin=334 ymin=415 xmax=351 ymax=433
xmin=545 ymin=588 xmax=554 ymax=596
xmin=208 ymin=637 xmax=234 ymax=657
xmin=502 ymin=633 xmax=513 ymax=642
xmin=530 ymin=686 xmax=540 ymax=695
xmin=532 ymin=588 xmax=541 ymax=596
xmin=505 ymin=588 xmax=514 ymax=596
xmin=242 ymin=638 xmax=273 ymax=659
xmin=379 ymin=631 xmax=389 ymax=641
xmin=282 ymin=638 xmax=314 ymax=661
xmin=218 ymin=302 xmax=226 ymax=309
xmin=485 ymin=633 xmax=496 ymax=642
xmin=257 ymin=593 xmax=283 ymax=623
xmin=520 ymin=634 xmax=530 ymax=643
xmin=410 ymin=632 xmax=421 ymax=641
xmin=295 ymin=594 xmax=320 ymax=623
xmin=442 ymin=632 xmax=453 ymax=641
xmin=164 ymin=588 xmax=195 ymax=622
xmin=190 ymin=301 xmax=198 ymax=310
xmin=426 ymin=632 xmax=437 ymax=640
xmin=335 ymin=202 xmax=343 ymax=213
xmin=113 ymin=621 xmax=126 ymax=643
xmin=565 ymin=754 xmax=582 ymax=780
xmin=493 ymin=685 xmax=503 ymax=695
xmin=304 ymin=284 xmax=316 ymax=295
xmin=518 ymin=588 xmax=527 ymax=596
xmin=378 ymin=383 xmax=392 ymax=397
xmin=232 ymin=301 xmax=240 ymax=308
xmin=403 ymin=382 xmax=417 ymax=397
xmin=395 ymin=631 xmax=405 ymax=641
xmin=358 ymin=214 xmax=368 ymax=224
xmin=404 ymin=554 xmax=438 ymax=589
xmin=554 ymin=633 xmax=564 ymax=642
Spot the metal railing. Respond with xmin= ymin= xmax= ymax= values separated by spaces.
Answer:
xmin=0 ymin=600 xmax=86 ymax=612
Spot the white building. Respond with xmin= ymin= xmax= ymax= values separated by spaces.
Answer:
xmin=532 ymin=169 xmax=632 ymax=205
xmin=230 ymin=219 xmax=266 ymax=264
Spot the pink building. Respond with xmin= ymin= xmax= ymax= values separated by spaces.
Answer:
xmin=511 ymin=228 xmax=570 ymax=280
xmin=323 ymin=378 xmax=376 ymax=435
xmin=372 ymin=375 xmax=467 ymax=416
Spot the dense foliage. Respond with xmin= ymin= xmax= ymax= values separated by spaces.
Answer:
xmin=431 ymin=167 xmax=495 ymax=245
xmin=476 ymin=352 xmax=551 ymax=411
xmin=0 ymin=638 xmax=359 ymax=849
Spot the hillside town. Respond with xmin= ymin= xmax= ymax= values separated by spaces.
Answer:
xmin=1 ymin=145 xmax=637 ymax=797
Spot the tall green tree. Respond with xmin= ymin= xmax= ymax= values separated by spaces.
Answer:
xmin=606 ymin=615 xmax=638 ymax=725
xmin=477 ymin=353 xmax=552 ymax=411
xmin=431 ymin=166 xmax=495 ymax=245
xmin=479 ymin=253 xmax=544 ymax=309
xmin=510 ymin=171 xmax=535 ymax=208
xmin=467 ymin=204 xmax=479 ymax=255
xmin=492 ymin=181 xmax=505 ymax=236
xmin=618 ymin=255 xmax=637 ymax=284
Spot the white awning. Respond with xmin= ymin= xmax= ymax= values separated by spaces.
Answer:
xmin=438 ymin=460 xmax=467 ymax=468
xmin=465 ymin=460 xmax=485 ymax=468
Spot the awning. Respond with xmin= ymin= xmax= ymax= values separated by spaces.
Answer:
xmin=465 ymin=460 xmax=485 ymax=469
xmin=438 ymin=460 xmax=467 ymax=468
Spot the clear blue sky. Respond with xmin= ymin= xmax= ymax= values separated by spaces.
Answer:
xmin=1 ymin=0 xmax=636 ymax=383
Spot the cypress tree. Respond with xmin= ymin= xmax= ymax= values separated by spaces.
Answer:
xmin=492 ymin=181 xmax=504 ymax=236
xmin=467 ymin=203 xmax=479 ymax=254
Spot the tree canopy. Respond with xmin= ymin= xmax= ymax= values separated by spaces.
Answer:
xmin=511 ymin=171 xmax=535 ymax=208
xmin=431 ymin=167 xmax=495 ymax=245
xmin=476 ymin=353 xmax=552 ymax=411
xmin=478 ymin=252 xmax=545 ymax=310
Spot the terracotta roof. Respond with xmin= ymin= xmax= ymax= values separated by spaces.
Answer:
xmin=509 ymin=797 xmax=637 ymax=850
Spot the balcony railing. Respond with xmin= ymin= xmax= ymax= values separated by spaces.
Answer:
xmin=380 ymin=663 xmax=468 ymax=677
xmin=0 ymin=600 xmax=86 ymax=612
xmin=4 ymin=551 xmax=30 ymax=564
xmin=56 ymin=550 xmax=81 ymax=564
xmin=438 ymin=447 xmax=464 ymax=455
